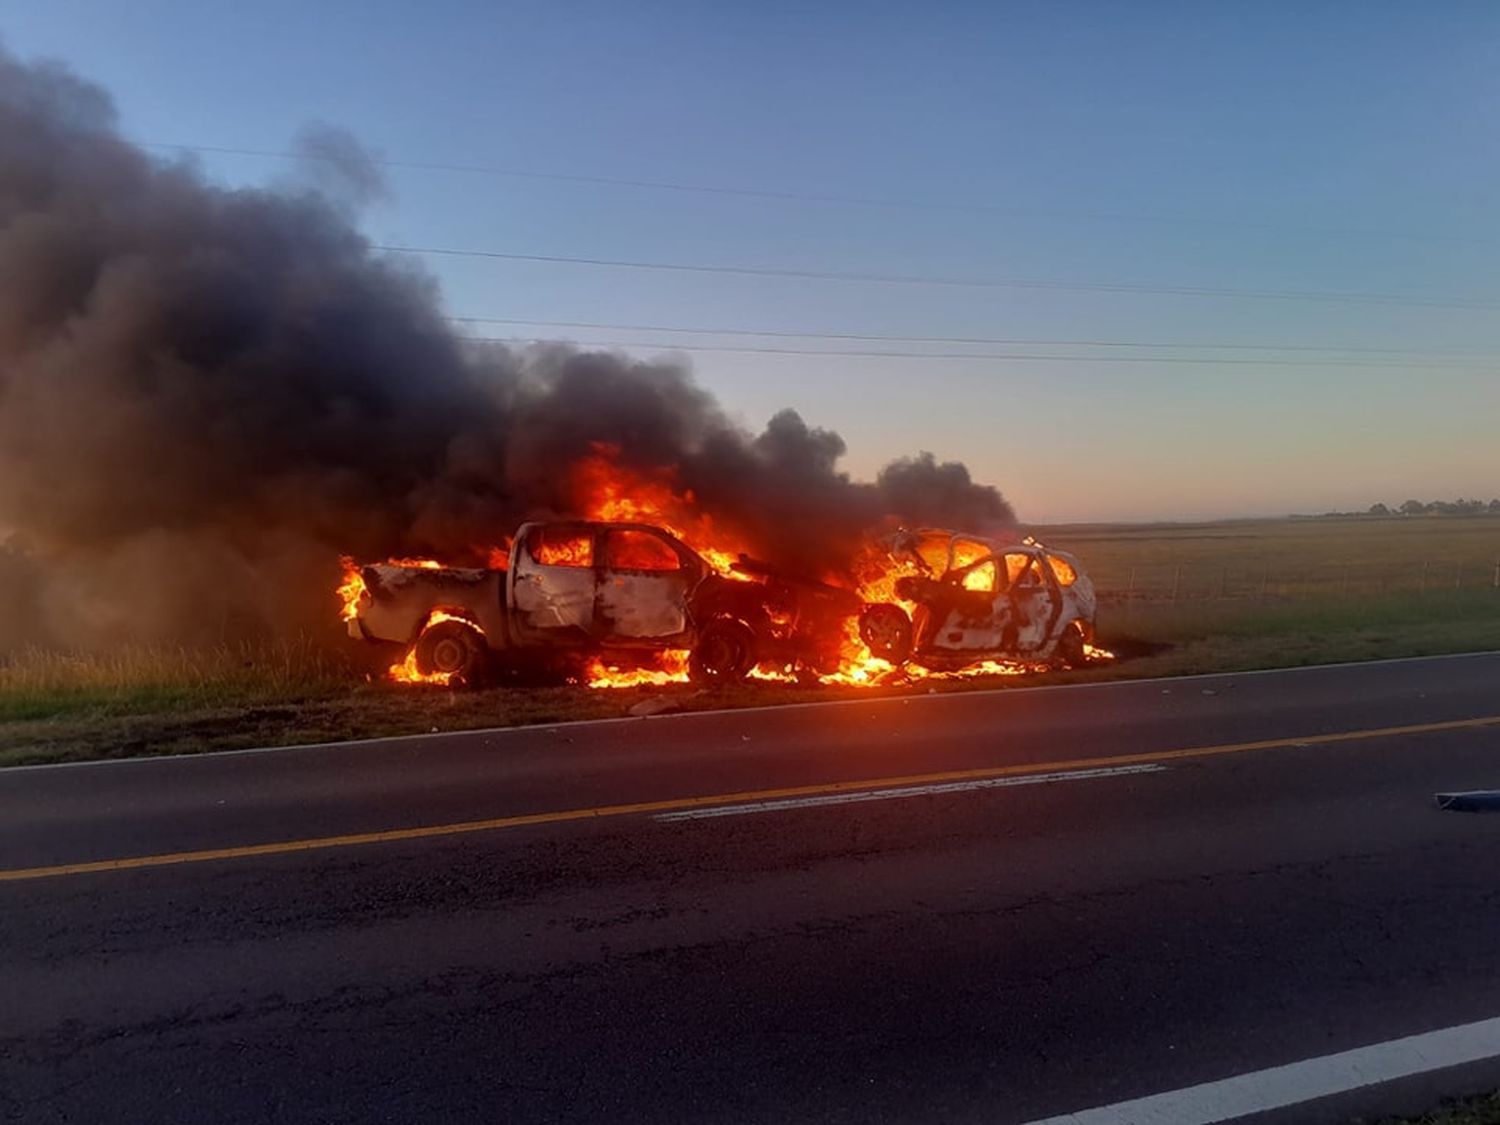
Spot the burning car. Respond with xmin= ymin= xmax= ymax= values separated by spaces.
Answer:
xmin=887 ymin=531 xmax=1097 ymax=669
xmin=343 ymin=519 xmax=911 ymax=686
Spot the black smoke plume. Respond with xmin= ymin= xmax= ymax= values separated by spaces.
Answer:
xmin=0 ymin=46 xmax=1013 ymax=652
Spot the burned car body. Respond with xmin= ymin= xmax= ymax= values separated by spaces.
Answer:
xmin=346 ymin=520 xmax=906 ymax=685
xmin=887 ymin=532 xmax=1097 ymax=668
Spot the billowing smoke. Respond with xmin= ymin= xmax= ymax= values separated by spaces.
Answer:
xmin=0 ymin=45 xmax=1013 ymax=652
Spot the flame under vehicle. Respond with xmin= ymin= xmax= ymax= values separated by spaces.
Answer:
xmin=885 ymin=528 xmax=1097 ymax=669
xmin=345 ymin=520 xmax=912 ymax=685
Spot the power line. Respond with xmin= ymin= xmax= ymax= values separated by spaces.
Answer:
xmin=381 ymin=244 xmax=1500 ymax=311
xmin=450 ymin=316 xmax=1500 ymax=359
xmin=143 ymin=140 xmax=1493 ymax=248
xmin=458 ymin=334 xmax=1493 ymax=370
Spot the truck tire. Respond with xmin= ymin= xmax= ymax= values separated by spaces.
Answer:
xmin=858 ymin=603 xmax=913 ymax=664
xmin=690 ymin=619 xmax=756 ymax=684
xmin=415 ymin=619 xmax=487 ymax=686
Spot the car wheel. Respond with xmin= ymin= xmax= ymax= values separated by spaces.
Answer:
xmin=690 ymin=619 xmax=756 ymax=684
xmin=1055 ymin=620 xmax=1087 ymax=669
xmin=859 ymin=603 xmax=913 ymax=664
xmin=415 ymin=619 xmax=487 ymax=686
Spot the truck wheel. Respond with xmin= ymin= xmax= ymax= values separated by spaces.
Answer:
xmin=859 ymin=603 xmax=913 ymax=664
xmin=415 ymin=619 xmax=487 ymax=686
xmin=690 ymin=619 xmax=756 ymax=684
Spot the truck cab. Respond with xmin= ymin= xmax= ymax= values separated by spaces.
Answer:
xmin=508 ymin=521 xmax=705 ymax=649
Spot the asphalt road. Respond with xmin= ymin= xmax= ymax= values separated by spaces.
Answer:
xmin=5 ymin=653 xmax=1500 ymax=1123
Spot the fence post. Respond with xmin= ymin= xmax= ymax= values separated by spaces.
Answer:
xmin=1219 ymin=565 xmax=1228 ymax=599
xmin=1125 ymin=566 xmax=1136 ymax=619
xmin=1493 ymin=560 xmax=1498 ymax=589
xmin=1340 ymin=565 xmax=1349 ymax=599
xmin=1420 ymin=559 xmax=1429 ymax=594
xmin=1172 ymin=565 xmax=1182 ymax=602
xmin=1455 ymin=560 xmax=1463 ymax=590
xmin=1259 ymin=560 xmax=1270 ymax=599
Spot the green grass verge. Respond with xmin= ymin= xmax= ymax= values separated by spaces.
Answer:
xmin=2 ymin=586 xmax=1498 ymax=767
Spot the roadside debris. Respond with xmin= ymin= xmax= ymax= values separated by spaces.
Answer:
xmin=628 ymin=694 xmax=699 ymax=718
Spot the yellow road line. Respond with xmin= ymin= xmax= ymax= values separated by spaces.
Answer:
xmin=4 ymin=713 xmax=1497 ymax=884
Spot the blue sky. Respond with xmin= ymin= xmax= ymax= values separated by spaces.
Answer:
xmin=5 ymin=1 xmax=1498 ymax=521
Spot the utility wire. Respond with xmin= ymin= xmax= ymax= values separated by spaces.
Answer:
xmin=450 ymin=316 xmax=1500 ymax=359
xmin=143 ymin=140 xmax=1493 ymax=247
xmin=382 ymin=244 xmax=1499 ymax=311
xmin=458 ymin=334 xmax=1493 ymax=370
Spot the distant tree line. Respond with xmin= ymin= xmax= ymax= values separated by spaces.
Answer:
xmin=1376 ymin=498 xmax=1500 ymax=516
xmin=1300 ymin=498 xmax=1500 ymax=519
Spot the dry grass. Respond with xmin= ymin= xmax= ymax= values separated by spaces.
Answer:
xmin=0 ymin=638 xmax=357 ymax=723
xmin=1361 ymin=1090 xmax=1500 ymax=1124
xmin=3 ymin=516 xmax=1499 ymax=767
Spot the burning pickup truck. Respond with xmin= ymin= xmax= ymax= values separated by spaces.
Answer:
xmin=342 ymin=519 xmax=911 ymax=686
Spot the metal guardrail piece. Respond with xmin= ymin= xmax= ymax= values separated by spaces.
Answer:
xmin=1434 ymin=791 xmax=1500 ymax=812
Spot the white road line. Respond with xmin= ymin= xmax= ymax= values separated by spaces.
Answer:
xmin=1022 ymin=1014 xmax=1500 ymax=1125
xmin=652 ymin=763 xmax=1166 ymax=822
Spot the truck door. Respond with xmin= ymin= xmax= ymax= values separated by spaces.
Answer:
xmin=510 ymin=523 xmax=599 ymax=644
xmin=596 ymin=527 xmax=698 ymax=644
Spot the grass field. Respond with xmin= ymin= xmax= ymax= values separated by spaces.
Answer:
xmin=1040 ymin=513 xmax=1500 ymax=677
xmin=1042 ymin=514 xmax=1500 ymax=602
xmin=4 ymin=515 xmax=1499 ymax=767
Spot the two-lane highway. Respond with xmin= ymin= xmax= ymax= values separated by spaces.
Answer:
xmin=5 ymin=653 xmax=1500 ymax=1123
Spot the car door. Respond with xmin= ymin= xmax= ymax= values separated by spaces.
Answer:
xmin=596 ymin=527 xmax=698 ymax=645
xmin=509 ymin=523 xmax=599 ymax=644
xmin=1002 ymin=551 xmax=1060 ymax=654
xmin=925 ymin=556 xmax=1008 ymax=653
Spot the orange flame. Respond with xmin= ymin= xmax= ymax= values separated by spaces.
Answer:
xmin=386 ymin=645 xmax=452 ymax=686
xmin=337 ymin=557 xmax=368 ymax=624
xmin=571 ymin=446 xmax=750 ymax=577
xmin=585 ymin=651 xmax=691 ymax=689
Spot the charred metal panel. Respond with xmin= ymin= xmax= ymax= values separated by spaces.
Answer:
xmin=357 ymin=566 xmax=505 ymax=649
xmin=1003 ymin=552 xmax=1057 ymax=653
xmin=1010 ymin=587 xmax=1054 ymax=652
xmin=510 ymin=537 xmax=596 ymax=637
xmin=511 ymin=566 xmax=595 ymax=633
xmin=598 ymin=573 xmax=690 ymax=640
xmin=931 ymin=607 xmax=1009 ymax=653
